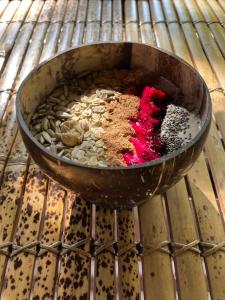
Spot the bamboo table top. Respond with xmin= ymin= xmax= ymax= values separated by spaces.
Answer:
xmin=0 ymin=0 xmax=225 ymax=299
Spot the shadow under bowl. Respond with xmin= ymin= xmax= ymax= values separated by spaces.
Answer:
xmin=16 ymin=42 xmax=211 ymax=209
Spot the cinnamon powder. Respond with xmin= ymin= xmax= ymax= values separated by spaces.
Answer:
xmin=102 ymin=94 xmax=140 ymax=166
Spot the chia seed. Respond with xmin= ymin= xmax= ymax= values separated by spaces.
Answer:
xmin=160 ymin=104 xmax=201 ymax=153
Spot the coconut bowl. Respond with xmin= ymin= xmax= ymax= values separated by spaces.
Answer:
xmin=16 ymin=42 xmax=211 ymax=208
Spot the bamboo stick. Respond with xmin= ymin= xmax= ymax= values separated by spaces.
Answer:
xmin=101 ymin=0 xmax=112 ymax=42
xmin=138 ymin=0 xmax=154 ymax=45
xmin=150 ymin=0 xmax=172 ymax=51
xmin=112 ymin=0 xmax=123 ymax=41
xmin=56 ymin=194 xmax=91 ymax=299
xmin=117 ymin=209 xmax=141 ymax=299
xmin=40 ymin=0 xmax=67 ymax=62
xmin=217 ymin=0 xmax=225 ymax=12
xmin=0 ymin=0 xmax=9 ymax=18
xmin=31 ymin=181 xmax=65 ymax=299
xmin=163 ymin=2 xmax=225 ymax=299
xmin=0 ymin=0 xmax=21 ymax=41
xmin=125 ymin=0 xmax=139 ymax=42
xmin=195 ymin=0 xmax=225 ymax=57
xmin=166 ymin=181 xmax=209 ymax=300
xmin=0 ymin=164 xmax=48 ymax=299
xmin=58 ymin=0 xmax=78 ymax=52
xmin=95 ymin=207 xmax=115 ymax=299
xmin=0 ymin=0 xmax=33 ymax=73
xmin=17 ymin=0 xmax=56 ymax=82
xmin=183 ymin=0 xmax=225 ymax=85
xmin=0 ymin=0 xmax=45 ymax=123
xmin=161 ymin=0 xmax=192 ymax=64
xmin=0 ymin=1 xmax=45 ymax=177
xmin=139 ymin=196 xmax=176 ymax=300
xmin=85 ymin=0 xmax=102 ymax=43
xmin=207 ymin=0 xmax=225 ymax=23
xmin=71 ymin=0 xmax=88 ymax=46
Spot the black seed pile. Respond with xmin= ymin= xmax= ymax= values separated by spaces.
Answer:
xmin=160 ymin=104 xmax=201 ymax=153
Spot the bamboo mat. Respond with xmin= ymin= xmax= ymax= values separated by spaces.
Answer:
xmin=0 ymin=0 xmax=225 ymax=299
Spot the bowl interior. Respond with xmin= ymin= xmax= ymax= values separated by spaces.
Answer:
xmin=17 ymin=42 xmax=210 ymax=160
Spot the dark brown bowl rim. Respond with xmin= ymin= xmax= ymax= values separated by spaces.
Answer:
xmin=16 ymin=41 xmax=212 ymax=171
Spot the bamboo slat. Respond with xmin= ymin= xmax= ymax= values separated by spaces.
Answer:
xmin=95 ymin=207 xmax=115 ymax=299
xmin=117 ymin=209 xmax=141 ymax=300
xmin=207 ymin=0 xmax=225 ymax=23
xmin=0 ymin=0 xmax=9 ymax=18
xmin=161 ymin=0 xmax=192 ymax=64
xmin=138 ymin=0 xmax=154 ymax=45
xmin=85 ymin=0 xmax=102 ymax=43
xmin=58 ymin=0 xmax=78 ymax=52
xmin=166 ymin=181 xmax=209 ymax=300
xmin=184 ymin=0 xmax=225 ymax=83
xmin=112 ymin=0 xmax=123 ymax=41
xmin=40 ymin=0 xmax=67 ymax=62
xmin=101 ymin=0 xmax=112 ymax=42
xmin=125 ymin=0 xmax=139 ymax=42
xmin=0 ymin=1 xmax=21 ymax=41
xmin=0 ymin=0 xmax=44 ymax=123
xmin=0 ymin=164 xmax=48 ymax=299
xmin=57 ymin=194 xmax=91 ymax=299
xmin=17 ymin=0 xmax=56 ymax=82
xmin=0 ymin=0 xmax=32 ymax=73
xmin=139 ymin=196 xmax=176 ymax=300
xmin=150 ymin=0 xmax=172 ymax=51
xmin=0 ymin=1 xmax=44 ymax=178
xmin=217 ymin=0 xmax=225 ymax=12
xmin=31 ymin=181 xmax=65 ymax=299
xmin=71 ymin=0 xmax=88 ymax=46
xmin=0 ymin=155 xmax=29 ymax=286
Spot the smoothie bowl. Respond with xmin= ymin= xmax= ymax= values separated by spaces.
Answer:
xmin=16 ymin=42 xmax=211 ymax=208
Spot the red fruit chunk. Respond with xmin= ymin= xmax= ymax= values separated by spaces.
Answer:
xmin=131 ymin=122 xmax=148 ymax=140
xmin=142 ymin=86 xmax=166 ymax=100
xmin=139 ymin=101 xmax=161 ymax=117
xmin=130 ymin=138 xmax=150 ymax=157
xmin=123 ymin=85 xmax=167 ymax=166
xmin=123 ymin=153 xmax=145 ymax=166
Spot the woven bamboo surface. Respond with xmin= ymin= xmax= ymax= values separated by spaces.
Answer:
xmin=0 ymin=0 xmax=225 ymax=299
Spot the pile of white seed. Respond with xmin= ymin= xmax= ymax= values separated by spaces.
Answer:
xmin=30 ymin=69 xmax=138 ymax=167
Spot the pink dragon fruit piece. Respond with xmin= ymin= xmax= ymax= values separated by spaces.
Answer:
xmin=142 ymin=86 xmax=166 ymax=100
xmin=123 ymin=153 xmax=145 ymax=166
xmin=139 ymin=101 xmax=161 ymax=116
xmin=130 ymin=138 xmax=151 ymax=157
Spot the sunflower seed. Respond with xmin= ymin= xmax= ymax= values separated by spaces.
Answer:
xmin=55 ymin=111 xmax=72 ymax=119
xmin=42 ymin=131 xmax=52 ymax=143
xmin=42 ymin=118 xmax=49 ymax=131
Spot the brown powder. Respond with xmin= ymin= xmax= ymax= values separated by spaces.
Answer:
xmin=102 ymin=94 xmax=140 ymax=166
